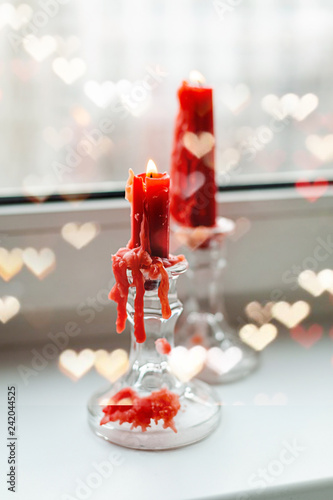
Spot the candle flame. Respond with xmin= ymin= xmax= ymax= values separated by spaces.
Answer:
xmin=146 ymin=159 xmax=158 ymax=177
xmin=189 ymin=70 xmax=206 ymax=86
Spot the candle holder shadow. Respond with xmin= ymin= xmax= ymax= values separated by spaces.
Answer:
xmin=88 ymin=260 xmax=221 ymax=450
xmin=172 ymin=217 xmax=260 ymax=384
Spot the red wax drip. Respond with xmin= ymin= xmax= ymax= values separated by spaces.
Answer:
xmin=109 ymin=245 xmax=185 ymax=343
xmin=156 ymin=260 xmax=171 ymax=319
xmin=170 ymin=80 xmax=217 ymax=228
xmin=100 ymin=387 xmax=181 ymax=433
xmin=130 ymin=174 xmax=145 ymax=250
xmin=110 ymin=252 xmax=130 ymax=334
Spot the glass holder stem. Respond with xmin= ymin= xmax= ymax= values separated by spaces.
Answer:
xmin=173 ymin=217 xmax=260 ymax=384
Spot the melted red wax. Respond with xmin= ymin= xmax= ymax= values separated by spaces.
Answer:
xmin=155 ymin=338 xmax=172 ymax=355
xmin=100 ymin=387 xmax=181 ymax=433
xmin=109 ymin=245 xmax=184 ymax=343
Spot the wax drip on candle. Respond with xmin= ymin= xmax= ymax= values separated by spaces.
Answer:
xmin=125 ymin=168 xmax=134 ymax=203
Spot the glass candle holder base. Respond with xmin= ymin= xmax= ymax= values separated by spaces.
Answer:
xmin=88 ymin=260 xmax=221 ymax=450
xmin=173 ymin=218 xmax=260 ymax=385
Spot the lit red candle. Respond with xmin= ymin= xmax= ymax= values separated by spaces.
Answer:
xmin=128 ymin=160 xmax=170 ymax=258
xmin=110 ymin=160 xmax=180 ymax=344
xmin=170 ymin=72 xmax=217 ymax=227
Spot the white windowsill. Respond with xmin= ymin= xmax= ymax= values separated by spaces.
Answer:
xmin=1 ymin=330 xmax=333 ymax=500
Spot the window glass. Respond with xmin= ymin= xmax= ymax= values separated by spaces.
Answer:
xmin=0 ymin=0 xmax=332 ymax=198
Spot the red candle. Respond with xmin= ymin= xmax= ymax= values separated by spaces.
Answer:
xmin=128 ymin=160 xmax=170 ymax=258
xmin=170 ymin=74 xmax=217 ymax=227
xmin=109 ymin=159 xmax=185 ymax=347
xmin=110 ymin=161 xmax=185 ymax=344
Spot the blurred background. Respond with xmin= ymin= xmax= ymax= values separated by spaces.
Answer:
xmin=1 ymin=0 xmax=333 ymax=198
xmin=1 ymin=5 xmax=333 ymax=496
xmin=1 ymin=0 xmax=333 ymax=350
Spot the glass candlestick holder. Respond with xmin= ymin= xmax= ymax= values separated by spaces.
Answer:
xmin=172 ymin=217 xmax=259 ymax=384
xmin=88 ymin=260 xmax=221 ymax=450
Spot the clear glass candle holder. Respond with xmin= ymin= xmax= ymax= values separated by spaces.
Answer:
xmin=88 ymin=260 xmax=221 ymax=450
xmin=172 ymin=217 xmax=259 ymax=384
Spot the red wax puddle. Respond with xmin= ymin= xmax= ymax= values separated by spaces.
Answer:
xmin=100 ymin=387 xmax=181 ymax=433
xmin=109 ymin=245 xmax=184 ymax=343
xmin=155 ymin=338 xmax=172 ymax=355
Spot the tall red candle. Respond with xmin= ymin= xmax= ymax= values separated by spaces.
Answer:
xmin=110 ymin=162 xmax=183 ymax=343
xmin=110 ymin=161 xmax=181 ymax=344
xmin=170 ymin=75 xmax=217 ymax=227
